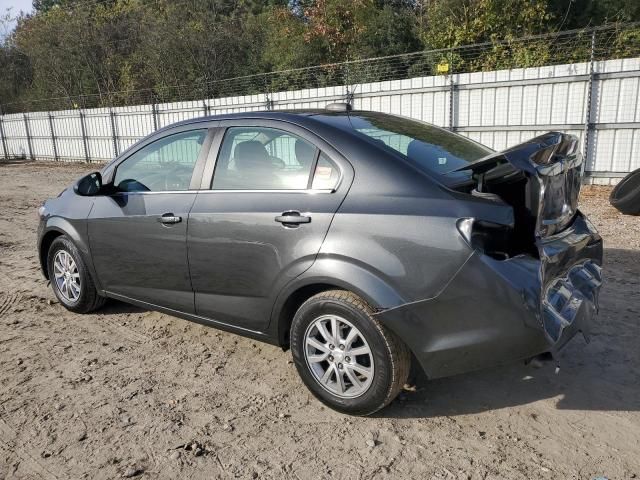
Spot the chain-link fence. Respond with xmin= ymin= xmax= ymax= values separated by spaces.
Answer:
xmin=0 ymin=23 xmax=639 ymax=184
xmin=1 ymin=23 xmax=638 ymax=114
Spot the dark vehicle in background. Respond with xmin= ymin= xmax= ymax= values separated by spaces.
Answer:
xmin=37 ymin=107 xmax=603 ymax=415
xmin=609 ymin=166 xmax=640 ymax=215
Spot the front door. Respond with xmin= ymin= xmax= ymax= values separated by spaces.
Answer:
xmin=88 ymin=128 xmax=210 ymax=311
xmin=188 ymin=123 xmax=352 ymax=332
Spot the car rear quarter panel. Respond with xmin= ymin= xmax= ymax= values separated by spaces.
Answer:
xmin=320 ymin=194 xmax=474 ymax=304
xmin=305 ymin=132 xmax=515 ymax=308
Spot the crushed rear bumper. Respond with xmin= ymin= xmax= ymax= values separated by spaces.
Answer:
xmin=374 ymin=211 xmax=602 ymax=379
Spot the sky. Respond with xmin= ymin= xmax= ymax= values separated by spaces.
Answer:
xmin=0 ymin=0 xmax=33 ymax=37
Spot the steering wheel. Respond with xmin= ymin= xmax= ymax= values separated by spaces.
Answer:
xmin=117 ymin=178 xmax=150 ymax=192
xmin=163 ymin=164 xmax=193 ymax=191
xmin=269 ymin=156 xmax=286 ymax=170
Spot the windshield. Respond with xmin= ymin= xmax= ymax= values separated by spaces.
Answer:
xmin=340 ymin=112 xmax=492 ymax=177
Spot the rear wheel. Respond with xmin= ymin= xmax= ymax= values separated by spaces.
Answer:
xmin=290 ymin=290 xmax=411 ymax=416
xmin=47 ymin=236 xmax=105 ymax=313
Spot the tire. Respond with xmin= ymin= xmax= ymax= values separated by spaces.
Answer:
xmin=47 ymin=235 xmax=106 ymax=313
xmin=609 ymin=167 xmax=640 ymax=216
xmin=290 ymin=290 xmax=411 ymax=416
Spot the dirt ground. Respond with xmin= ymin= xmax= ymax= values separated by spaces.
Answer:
xmin=0 ymin=160 xmax=638 ymax=480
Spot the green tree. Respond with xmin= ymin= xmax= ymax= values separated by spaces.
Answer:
xmin=550 ymin=0 xmax=640 ymax=29
xmin=0 ymin=10 xmax=32 ymax=109
xmin=0 ymin=0 xmax=639 ymax=112
xmin=418 ymin=0 xmax=553 ymax=49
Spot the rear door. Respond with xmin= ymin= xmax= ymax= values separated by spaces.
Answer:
xmin=88 ymin=127 xmax=214 ymax=312
xmin=187 ymin=120 xmax=353 ymax=332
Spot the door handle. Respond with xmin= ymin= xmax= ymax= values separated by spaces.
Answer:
xmin=158 ymin=213 xmax=182 ymax=224
xmin=275 ymin=211 xmax=311 ymax=226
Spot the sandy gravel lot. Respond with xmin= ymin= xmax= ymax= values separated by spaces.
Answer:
xmin=0 ymin=161 xmax=639 ymax=480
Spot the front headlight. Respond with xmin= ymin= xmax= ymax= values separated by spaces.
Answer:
xmin=37 ymin=205 xmax=47 ymax=219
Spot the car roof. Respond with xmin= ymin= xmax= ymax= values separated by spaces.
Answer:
xmin=152 ymin=109 xmax=441 ymax=191
xmin=156 ymin=109 xmax=353 ymax=133
xmin=104 ymin=108 xmax=450 ymax=197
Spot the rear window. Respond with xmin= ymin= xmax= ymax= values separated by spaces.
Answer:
xmin=334 ymin=112 xmax=491 ymax=177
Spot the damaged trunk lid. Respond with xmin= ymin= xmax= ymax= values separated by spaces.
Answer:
xmin=449 ymin=132 xmax=582 ymax=238
xmin=447 ymin=132 xmax=603 ymax=348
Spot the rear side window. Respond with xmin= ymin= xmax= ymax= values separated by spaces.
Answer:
xmin=311 ymin=153 xmax=340 ymax=190
xmin=212 ymin=127 xmax=319 ymax=190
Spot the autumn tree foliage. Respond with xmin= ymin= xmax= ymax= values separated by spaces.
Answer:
xmin=0 ymin=0 xmax=638 ymax=111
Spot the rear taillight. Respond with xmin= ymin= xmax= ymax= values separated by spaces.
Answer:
xmin=457 ymin=218 xmax=513 ymax=260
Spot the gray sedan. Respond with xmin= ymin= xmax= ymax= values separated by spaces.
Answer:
xmin=37 ymin=107 xmax=603 ymax=415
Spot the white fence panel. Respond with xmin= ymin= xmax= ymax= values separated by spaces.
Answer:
xmin=1 ymin=57 xmax=639 ymax=183
xmin=3 ymin=115 xmax=29 ymax=158
xmin=52 ymin=112 xmax=85 ymax=161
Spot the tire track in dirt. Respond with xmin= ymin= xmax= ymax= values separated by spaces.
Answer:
xmin=0 ymin=416 xmax=65 ymax=480
xmin=0 ymin=293 xmax=22 ymax=318
xmin=98 ymin=315 xmax=151 ymax=345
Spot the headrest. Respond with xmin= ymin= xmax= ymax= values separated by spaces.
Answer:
xmin=295 ymin=139 xmax=315 ymax=168
xmin=234 ymin=140 xmax=269 ymax=170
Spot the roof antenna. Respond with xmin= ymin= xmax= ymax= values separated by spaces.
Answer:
xmin=326 ymin=102 xmax=352 ymax=112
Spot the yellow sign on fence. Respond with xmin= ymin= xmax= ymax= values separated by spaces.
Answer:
xmin=437 ymin=62 xmax=450 ymax=74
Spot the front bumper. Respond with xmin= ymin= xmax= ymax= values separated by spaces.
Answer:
xmin=374 ymin=211 xmax=603 ymax=379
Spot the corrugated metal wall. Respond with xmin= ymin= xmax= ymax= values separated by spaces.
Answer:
xmin=1 ymin=57 xmax=638 ymax=184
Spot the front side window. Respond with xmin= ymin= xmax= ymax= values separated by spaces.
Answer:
xmin=114 ymin=130 xmax=207 ymax=192
xmin=212 ymin=127 xmax=319 ymax=190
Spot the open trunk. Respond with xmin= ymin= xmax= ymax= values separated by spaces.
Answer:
xmin=450 ymin=132 xmax=603 ymax=347
xmin=450 ymin=132 xmax=583 ymax=246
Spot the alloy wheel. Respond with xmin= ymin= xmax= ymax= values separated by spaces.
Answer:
xmin=53 ymin=250 xmax=81 ymax=303
xmin=304 ymin=314 xmax=375 ymax=398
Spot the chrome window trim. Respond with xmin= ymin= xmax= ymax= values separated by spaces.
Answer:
xmin=106 ymin=188 xmax=336 ymax=196
xmin=198 ymin=188 xmax=336 ymax=194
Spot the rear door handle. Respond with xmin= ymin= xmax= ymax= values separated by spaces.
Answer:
xmin=158 ymin=213 xmax=182 ymax=224
xmin=275 ymin=211 xmax=311 ymax=226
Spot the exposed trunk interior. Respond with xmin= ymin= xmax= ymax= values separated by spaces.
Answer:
xmin=449 ymin=132 xmax=583 ymax=260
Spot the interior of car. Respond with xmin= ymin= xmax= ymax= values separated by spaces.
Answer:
xmin=112 ymin=126 xmax=341 ymax=193
xmin=114 ymin=130 xmax=207 ymax=192
xmin=213 ymin=127 xmax=320 ymax=190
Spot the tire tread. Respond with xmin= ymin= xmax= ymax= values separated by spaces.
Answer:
xmin=295 ymin=289 xmax=411 ymax=415
xmin=48 ymin=236 xmax=105 ymax=314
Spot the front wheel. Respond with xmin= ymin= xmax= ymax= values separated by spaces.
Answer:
xmin=290 ymin=290 xmax=411 ymax=416
xmin=47 ymin=235 xmax=105 ymax=313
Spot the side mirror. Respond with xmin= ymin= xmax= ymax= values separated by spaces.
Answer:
xmin=74 ymin=172 xmax=103 ymax=196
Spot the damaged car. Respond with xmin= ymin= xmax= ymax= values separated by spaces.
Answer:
xmin=37 ymin=107 xmax=603 ymax=415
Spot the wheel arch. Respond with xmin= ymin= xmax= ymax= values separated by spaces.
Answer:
xmin=39 ymin=229 xmax=64 ymax=279
xmin=39 ymin=217 xmax=97 ymax=287
xmin=269 ymin=257 xmax=408 ymax=349
xmin=272 ymin=283 xmax=343 ymax=349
